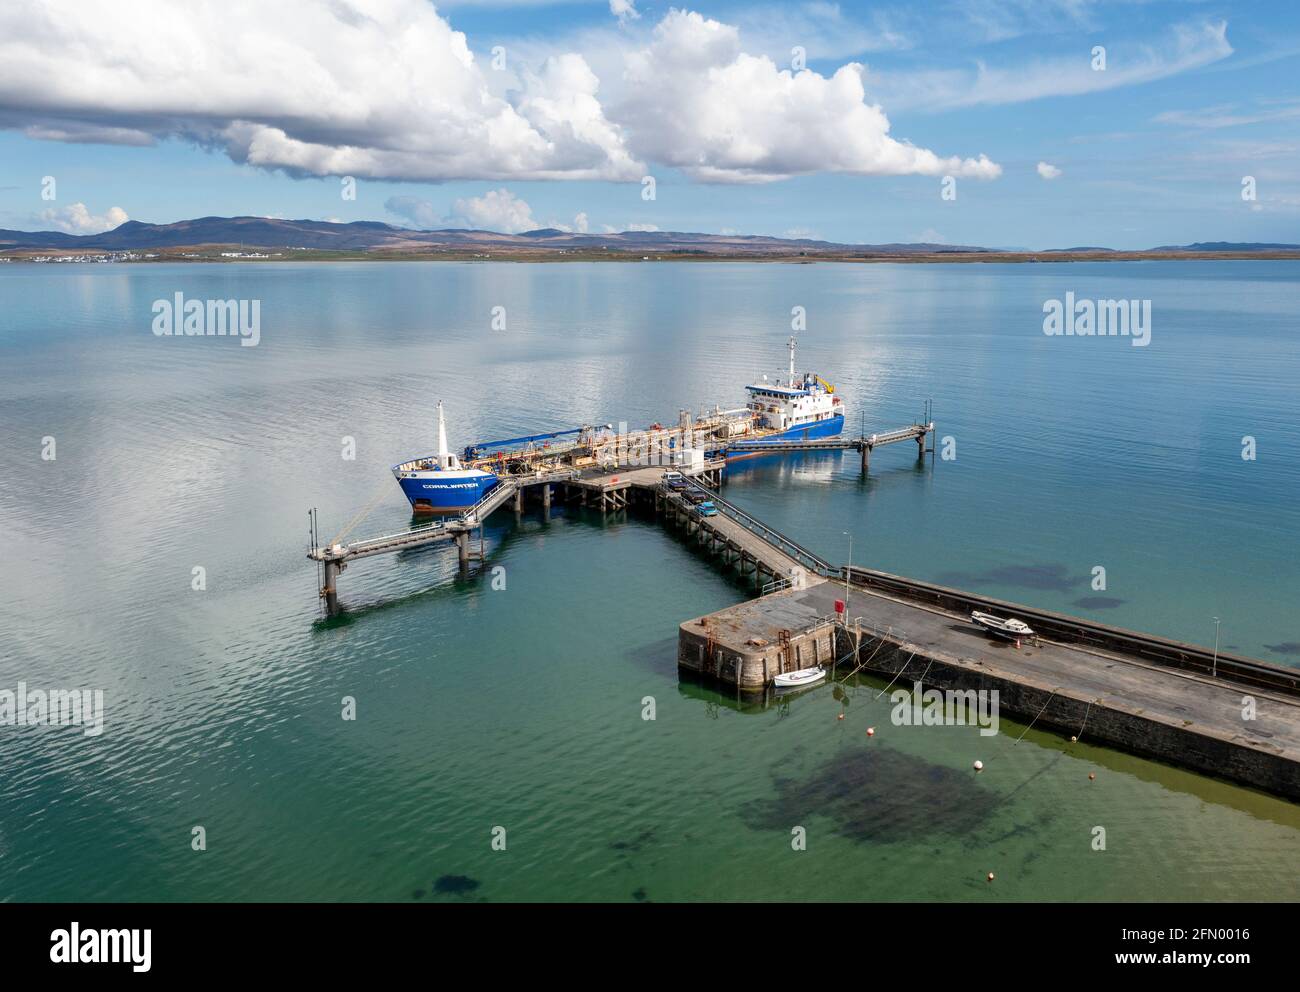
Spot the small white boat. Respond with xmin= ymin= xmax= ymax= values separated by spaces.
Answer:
xmin=773 ymin=666 xmax=826 ymax=689
xmin=971 ymin=610 xmax=1035 ymax=642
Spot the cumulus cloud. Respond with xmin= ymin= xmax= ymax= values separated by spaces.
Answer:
xmin=603 ymin=222 xmax=659 ymax=233
xmin=609 ymin=0 xmax=640 ymax=24
xmin=386 ymin=189 xmax=541 ymax=234
xmin=39 ymin=202 xmax=128 ymax=234
xmin=0 ymin=0 xmax=640 ymax=183
xmin=617 ymin=11 xmax=1000 ymax=183
xmin=447 ymin=189 xmax=537 ymax=233
xmin=1037 ymin=161 xmax=1062 ymax=179
xmin=0 ymin=2 xmax=998 ymax=186
xmin=384 ymin=195 xmax=443 ymax=229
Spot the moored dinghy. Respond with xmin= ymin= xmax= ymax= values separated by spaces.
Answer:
xmin=773 ymin=665 xmax=826 ymax=689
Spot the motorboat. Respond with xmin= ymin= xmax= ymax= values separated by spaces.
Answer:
xmin=971 ymin=610 xmax=1035 ymax=642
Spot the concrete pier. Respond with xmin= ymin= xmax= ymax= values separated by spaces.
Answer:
xmin=679 ymin=576 xmax=1300 ymax=800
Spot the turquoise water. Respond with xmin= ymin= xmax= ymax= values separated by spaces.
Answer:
xmin=1 ymin=260 xmax=1298 ymax=902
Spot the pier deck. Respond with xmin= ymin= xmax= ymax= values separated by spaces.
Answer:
xmin=656 ymin=484 xmax=830 ymax=590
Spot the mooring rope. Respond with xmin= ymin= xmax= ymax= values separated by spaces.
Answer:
xmin=1014 ymin=688 xmax=1060 ymax=744
xmin=327 ymin=477 xmax=398 ymax=548
xmin=837 ymin=629 xmax=888 ymax=684
xmin=873 ymin=649 xmax=918 ymax=700
xmin=1073 ymin=699 xmax=1094 ymax=744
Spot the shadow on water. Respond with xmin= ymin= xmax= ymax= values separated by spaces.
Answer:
xmin=307 ymin=513 xmax=551 ymax=630
xmin=626 ymin=636 xmax=685 ymax=679
xmin=743 ymin=747 xmax=1000 ymax=844
xmin=1072 ymin=596 xmax=1126 ymax=610
xmin=936 ymin=562 xmax=1081 ymax=593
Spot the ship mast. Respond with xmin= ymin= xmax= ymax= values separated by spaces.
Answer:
xmin=788 ymin=335 xmax=797 ymax=387
xmin=436 ymin=400 xmax=450 ymax=466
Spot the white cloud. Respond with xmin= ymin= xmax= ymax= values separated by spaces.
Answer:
xmin=0 ymin=2 xmax=997 ymax=186
xmin=616 ymin=11 xmax=1000 ymax=183
xmin=732 ymin=2 xmax=910 ymax=61
xmin=947 ymin=0 xmax=1095 ymax=45
xmin=874 ymin=19 xmax=1232 ymax=111
xmin=1153 ymin=100 xmax=1300 ymax=130
xmin=1037 ymin=161 xmax=1062 ymax=179
xmin=0 ymin=0 xmax=640 ymax=183
xmin=572 ymin=211 xmax=589 ymax=233
xmin=39 ymin=202 xmax=128 ymax=234
xmin=447 ymin=189 xmax=537 ymax=233
xmin=603 ymin=222 xmax=659 ymax=233
xmin=386 ymin=189 xmax=539 ymax=234
xmin=609 ymin=0 xmax=640 ymax=25
xmin=384 ymin=196 xmax=443 ymax=229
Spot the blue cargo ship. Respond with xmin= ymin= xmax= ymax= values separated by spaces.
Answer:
xmin=391 ymin=402 xmax=498 ymax=514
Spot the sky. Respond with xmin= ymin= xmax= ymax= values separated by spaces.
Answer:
xmin=0 ymin=0 xmax=1297 ymax=249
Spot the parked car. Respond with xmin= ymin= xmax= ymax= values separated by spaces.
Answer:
xmin=685 ymin=491 xmax=708 ymax=504
xmin=662 ymin=471 xmax=684 ymax=483
xmin=667 ymin=480 xmax=691 ymax=492
xmin=697 ymin=501 xmax=719 ymax=517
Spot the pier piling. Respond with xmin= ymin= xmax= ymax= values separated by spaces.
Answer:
xmin=321 ymin=560 xmax=341 ymax=616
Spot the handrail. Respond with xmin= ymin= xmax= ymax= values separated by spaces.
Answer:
xmin=312 ymin=468 xmax=579 ymax=561
xmin=679 ymin=478 xmax=836 ymax=576
xmin=724 ymin=424 xmax=930 ymax=453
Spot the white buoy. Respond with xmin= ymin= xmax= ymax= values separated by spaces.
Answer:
xmin=973 ymin=760 xmax=984 ymax=772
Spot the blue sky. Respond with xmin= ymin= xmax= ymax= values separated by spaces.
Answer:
xmin=0 ymin=0 xmax=1297 ymax=248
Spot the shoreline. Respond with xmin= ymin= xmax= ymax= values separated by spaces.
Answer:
xmin=5 ymin=247 xmax=1300 ymax=265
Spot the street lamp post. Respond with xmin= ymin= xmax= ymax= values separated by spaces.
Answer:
xmin=1212 ymin=617 xmax=1221 ymax=679
xmin=843 ymin=531 xmax=853 ymax=625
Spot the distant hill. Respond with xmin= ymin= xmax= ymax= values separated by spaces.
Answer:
xmin=1151 ymin=242 xmax=1300 ymax=252
xmin=0 ymin=215 xmax=993 ymax=255
xmin=1 ymin=216 xmax=1297 ymax=259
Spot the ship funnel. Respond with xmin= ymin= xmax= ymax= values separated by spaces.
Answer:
xmin=436 ymin=401 xmax=450 ymax=463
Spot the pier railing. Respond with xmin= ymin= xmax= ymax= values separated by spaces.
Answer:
xmin=681 ymin=479 xmax=837 ymax=577
xmin=722 ymin=422 xmax=933 ymax=454
xmin=311 ymin=468 xmax=578 ymax=563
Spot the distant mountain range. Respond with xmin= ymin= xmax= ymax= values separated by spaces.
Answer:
xmin=2 ymin=216 xmax=1298 ymax=258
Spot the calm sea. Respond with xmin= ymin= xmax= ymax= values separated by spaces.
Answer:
xmin=2 ymin=260 xmax=1298 ymax=902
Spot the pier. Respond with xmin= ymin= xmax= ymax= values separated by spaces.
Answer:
xmin=724 ymin=421 xmax=934 ymax=472
xmin=679 ymin=570 xmax=1300 ymax=800
xmin=309 ymin=421 xmax=930 ymax=613
xmin=306 ymin=415 xmax=1300 ymax=799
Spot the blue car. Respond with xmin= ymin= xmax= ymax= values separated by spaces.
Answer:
xmin=697 ymin=501 xmax=719 ymax=517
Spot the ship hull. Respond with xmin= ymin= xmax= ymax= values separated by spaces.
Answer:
xmin=394 ymin=469 xmax=499 ymax=514
xmin=725 ymin=413 xmax=845 ymax=460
